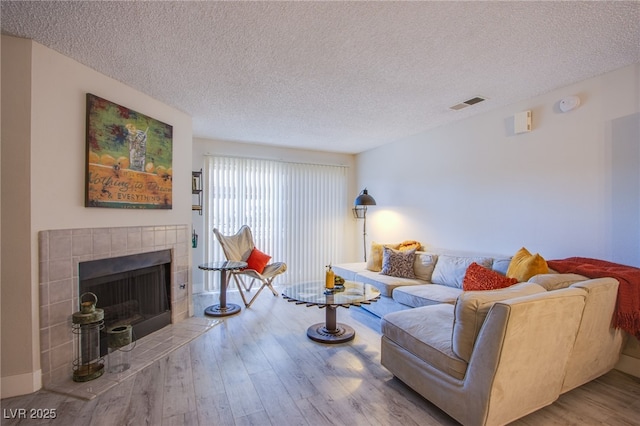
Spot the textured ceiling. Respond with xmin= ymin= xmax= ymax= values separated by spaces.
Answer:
xmin=2 ymin=1 xmax=639 ymax=154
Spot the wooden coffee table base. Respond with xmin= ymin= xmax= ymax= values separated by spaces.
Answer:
xmin=282 ymin=281 xmax=380 ymax=344
xmin=307 ymin=323 xmax=355 ymax=343
xmin=306 ymin=305 xmax=355 ymax=344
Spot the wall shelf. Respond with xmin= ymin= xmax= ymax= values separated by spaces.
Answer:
xmin=192 ymin=169 xmax=202 ymax=215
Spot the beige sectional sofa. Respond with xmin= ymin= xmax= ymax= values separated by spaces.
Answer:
xmin=333 ymin=247 xmax=511 ymax=304
xmin=333 ymin=249 xmax=626 ymax=426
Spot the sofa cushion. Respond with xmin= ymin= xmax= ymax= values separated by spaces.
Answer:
xmin=392 ymin=284 xmax=462 ymax=307
xmin=413 ymin=252 xmax=438 ymax=281
xmin=507 ymin=247 xmax=549 ymax=281
xmin=381 ymin=247 xmax=416 ymax=278
xmin=431 ymin=255 xmax=493 ymax=288
xmin=367 ymin=242 xmax=400 ymax=272
xmin=463 ymin=262 xmax=518 ymax=291
xmin=353 ymin=270 xmax=427 ymax=297
xmin=491 ymin=257 xmax=512 ymax=275
xmin=452 ymin=282 xmax=546 ymax=362
xmin=382 ymin=304 xmax=467 ymax=380
xmin=528 ymin=273 xmax=588 ymax=291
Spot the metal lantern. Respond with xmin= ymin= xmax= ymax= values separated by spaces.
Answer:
xmin=72 ymin=292 xmax=105 ymax=382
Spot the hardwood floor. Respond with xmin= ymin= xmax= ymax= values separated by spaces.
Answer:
xmin=2 ymin=288 xmax=639 ymax=425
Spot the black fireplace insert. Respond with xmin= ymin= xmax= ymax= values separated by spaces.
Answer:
xmin=79 ymin=250 xmax=172 ymax=356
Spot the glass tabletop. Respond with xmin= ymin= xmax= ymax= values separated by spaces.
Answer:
xmin=282 ymin=281 xmax=380 ymax=307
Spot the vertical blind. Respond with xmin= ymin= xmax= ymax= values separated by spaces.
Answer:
xmin=204 ymin=156 xmax=348 ymax=290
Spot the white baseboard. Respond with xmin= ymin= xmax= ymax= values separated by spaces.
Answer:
xmin=1 ymin=369 xmax=42 ymax=399
xmin=615 ymin=354 xmax=640 ymax=378
xmin=192 ymin=282 xmax=205 ymax=294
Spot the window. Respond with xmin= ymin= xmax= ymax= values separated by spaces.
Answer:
xmin=204 ymin=156 xmax=348 ymax=290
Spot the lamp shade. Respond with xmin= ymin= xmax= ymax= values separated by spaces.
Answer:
xmin=354 ymin=189 xmax=376 ymax=206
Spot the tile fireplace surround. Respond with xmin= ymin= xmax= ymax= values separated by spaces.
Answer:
xmin=38 ymin=225 xmax=192 ymax=387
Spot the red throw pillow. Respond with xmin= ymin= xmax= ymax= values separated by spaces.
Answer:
xmin=463 ymin=262 xmax=518 ymax=291
xmin=245 ymin=247 xmax=271 ymax=274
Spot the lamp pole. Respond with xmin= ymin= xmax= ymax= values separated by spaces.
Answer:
xmin=353 ymin=189 xmax=376 ymax=262
xmin=362 ymin=206 xmax=368 ymax=262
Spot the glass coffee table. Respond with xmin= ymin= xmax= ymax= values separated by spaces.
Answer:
xmin=282 ymin=281 xmax=380 ymax=343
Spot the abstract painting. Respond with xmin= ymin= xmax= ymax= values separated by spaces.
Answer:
xmin=85 ymin=93 xmax=173 ymax=209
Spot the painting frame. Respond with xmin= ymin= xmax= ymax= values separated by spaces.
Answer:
xmin=85 ymin=93 xmax=173 ymax=209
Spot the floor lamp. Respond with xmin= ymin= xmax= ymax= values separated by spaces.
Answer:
xmin=352 ymin=189 xmax=376 ymax=262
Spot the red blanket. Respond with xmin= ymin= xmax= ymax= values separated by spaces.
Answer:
xmin=547 ymin=257 xmax=640 ymax=339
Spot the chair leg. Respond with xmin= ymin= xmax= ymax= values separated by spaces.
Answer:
xmin=243 ymin=278 xmax=279 ymax=307
xmin=233 ymin=273 xmax=256 ymax=293
xmin=231 ymin=273 xmax=248 ymax=307
xmin=244 ymin=284 xmax=267 ymax=308
xmin=232 ymin=272 xmax=263 ymax=308
xmin=245 ymin=281 xmax=255 ymax=292
xmin=265 ymin=278 xmax=279 ymax=296
xmin=238 ymin=276 xmax=255 ymax=292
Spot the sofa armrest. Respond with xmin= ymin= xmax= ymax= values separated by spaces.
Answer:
xmin=463 ymin=288 xmax=586 ymax=426
xmin=528 ymin=273 xmax=588 ymax=290
xmin=452 ymin=282 xmax=546 ymax=362
xmin=332 ymin=263 xmax=366 ymax=282
xmin=561 ymin=277 xmax=626 ymax=392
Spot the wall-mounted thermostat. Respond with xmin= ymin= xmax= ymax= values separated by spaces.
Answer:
xmin=514 ymin=110 xmax=532 ymax=134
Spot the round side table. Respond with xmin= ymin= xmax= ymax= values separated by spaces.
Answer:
xmin=198 ymin=261 xmax=247 ymax=317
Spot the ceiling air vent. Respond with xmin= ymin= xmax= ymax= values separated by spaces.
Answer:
xmin=449 ymin=96 xmax=487 ymax=111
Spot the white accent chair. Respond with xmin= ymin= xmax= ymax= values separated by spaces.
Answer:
xmin=213 ymin=226 xmax=287 ymax=307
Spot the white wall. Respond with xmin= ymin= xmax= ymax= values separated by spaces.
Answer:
xmin=30 ymin=41 xmax=193 ymax=231
xmin=1 ymin=35 xmax=35 ymax=398
xmin=1 ymin=36 xmax=192 ymax=397
xmin=357 ymin=64 xmax=640 ymax=266
xmin=191 ymin=138 xmax=357 ymax=290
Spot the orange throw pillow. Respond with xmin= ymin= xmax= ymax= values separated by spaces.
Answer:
xmin=463 ymin=262 xmax=518 ymax=291
xmin=245 ymin=247 xmax=271 ymax=274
